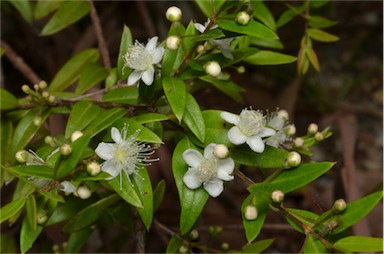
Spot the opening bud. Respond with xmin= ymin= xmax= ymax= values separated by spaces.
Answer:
xmin=87 ymin=161 xmax=101 ymax=176
xmin=15 ymin=150 xmax=29 ymax=163
xmin=213 ymin=144 xmax=229 ymax=159
xmin=21 ymin=84 xmax=30 ymax=94
xmin=294 ymin=137 xmax=304 ymax=147
xmin=76 ymin=186 xmax=92 ymax=199
xmin=166 ymin=6 xmax=182 ymax=22
xmin=236 ymin=11 xmax=251 ymax=25
xmin=271 ymin=190 xmax=285 ymax=203
xmin=286 ymin=151 xmax=301 ymax=168
xmin=244 ymin=205 xmax=258 ymax=220
xmin=71 ymin=130 xmax=84 ymax=142
xmin=166 ymin=35 xmax=181 ymax=50
xmin=60 ymin=144 xmax=72 ymax=156
xmin=315 ymin=132 xmax=324 ymax=141
xmin=33 ymin=116 xmax=42 ymax=127
xmin=308 ymin=123 xmax=318 ymax=134
xmin=285 ymin=124 xmax=296 ymax=136
xmin=204 ymin=61 xmax=221 ymax=77
xmin=333 ymin=198 xmax=347 ymax=212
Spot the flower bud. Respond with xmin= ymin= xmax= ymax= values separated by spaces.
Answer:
xmin=237 ymin=66 xmax=245 ymax=74
xmin=333 ymin=198 xmax=347 ymax=212
xmin=37 ymin=210 xmax=47 ymax=225
xmin=70 ymin=130 xmax=84 ymax=142
xmin=286 ymin=151 xmax=301 ymax=168
xmin=60 ymin=144 xmax=72 ymax=156
xmin=42 ymin=91 xmax=49 ymax=98
xmin=166 ymin=35 xmax=181 ymax=50
xmin=236 ymin=11 xmax=251 ymax=25
xmin=221 ymin=242 xmax=230 ymax=251
xmin=214 ymin=226 xmax=223 ymax=235
xmin=21 ymin=84 xmax=30 ymax=94
xmin=244 ymin=205 xmax=258 ymax=220
xmin=208 ymin=226 xmax=215 ymax=234
xmin=179 ymin=245 xmax=188 ymax=253
xmin=213 ymin=144 xmax=229 ymax=159
xmin=38 ymin=81 xmax=47 ymax=90
xmin=271 ymin=190 xmax=285 ymax=204
xmin=166 ymin=6 xmax=182 ymax=22
xmin=44 ymin=136 xmax=55 ymax=146
xmin=76 ymin=186 xmax=92 ymax=199
xmin=48 ymin=95 xmax=55 ymax=103
xmin=33 ymin=116 xmax=42 ymax=127
xmin=285 ymin=124 xmax=296 ymax=136
xmin=277 ymin=109 xmax=289 ymax=121
xmin=308 ymin=123 xmax=318 ymax=134
xmin=294 ymin=137 xmax=304 ymax=147
xmin=197 ymin=45 xmax=205 ymax=53
xmin=204 ymin=61 xmax=221 ymax=77
xmin=15 ymin=150 xmax=29 ymax=163
xmin=33 ymin=84 xmax=39 ymax=91
xmin=315 ymin=132 xmax=324 ymax=141
xmin=87 ymin=161 xmax=101 ymax=176
xmin=189 ymin=229 xmax=199 ymax=240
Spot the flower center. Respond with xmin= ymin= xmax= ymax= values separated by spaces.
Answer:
xmin=124 ymin=43 xmax=153 ymax=71
xmin=197 ymin=158 xmax=218 ymax=183
xmin=238 ymin=110 xmax=265 ymax=136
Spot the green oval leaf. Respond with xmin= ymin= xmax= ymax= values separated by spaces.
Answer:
xmin=76 ymin=63 xmax=108 ymax=95
xmin=83 ymin=108 xmax=127 ymax=138
xmin=334 ymin=236 xmax=383 ymax=252
xmin=1 ymin=118 xmax=13 ymax=168
xmin=166 ymin=235 xmax=183 ymax=254
xmin=0 ymin=88 xmax=18 ymax=110
xmin=153 ymin=179 xmax=166 ymax=212
xmin=245 ymin=50 xmax=297 ymax=65
xmin=0 ymin=199 xmax=26 ymax=224
xmin=25 ymin=195 xmax=37 ymax=232
xmin=20 ymin=217 xmax=43 ymax=254
xmin=8 ymin=165 xmax=54 ymax=181
xmin=8 ymin=0 xmax=33 ymax=23
xmin=201 ymin=110 xmax=232 ymax=147
xmin=183 ymin=93 xmax=205 ymax=143
xmin=65 ymin=101 xmax=101 ymax=138
xmin=194 ymin=0 xmax=226 ymax=17
xmin=133 ymin=168 xmax=153 ymax=230
xmin=309 ymin=16 xmax=338 ymax=29
xmin=132 ymin=113 xmax=169 ymax=124
xmin=40 ymin=1 xmax=91 ymax=36
xmin=102 ymin=86 xmax=139 ymax=105
xmin=34 ymin=0 xmax=63 ymax=20
xmin=199 ymin=76 xmax=244 ymax=103
xmin=108 ymin=175 xmax=143 ymax=208
xmin=163 ymin=77 xmax=186 ymax=122
xmin=113 ymin=118 xmax=163 ymax=144
xmin=117 ymin=25 xmax=133 ymax=80
xmin=65 ymin=228 xmax=93 ymax=253
xmin=307 ymin=28 xmax=339 ymax=42
xmin=242 ymin=239 xmax=274 ymax=253
xmin=285 ymin=208 xmax=319 ymax=234
xmin=217 ymin=19 xmax=278 ymax=40
xmin=251 ymin=1 xmax=276 ymax=31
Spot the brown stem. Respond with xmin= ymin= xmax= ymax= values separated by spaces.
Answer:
xmin=235 ymin=170 xmax=254 ymax=187
xmin=1 ymin=40 xmax=41 ymax=84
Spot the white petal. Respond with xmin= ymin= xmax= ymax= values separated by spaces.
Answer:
xmin=194 ymin=23 xmax=205 ymax=33
xmin=152 ymin=47 xmax=165 ymax=64
xmin=183 ymin=168 xmax=202 ymax=189
xmin=111 ymin=127 xmax=122 ymax=143
xmin=246 ymin=135 xmax=265 ymax=153
xmin=220 ymin=111 xmax=240 ymax=125
xmin=127 ymin=70 xmax=142 ymax=86
xmin=217 ymin=169 xmax=234 ymax=181
xmin=227 ymin=126 xmax=247 ymax=145
xmin=217 ymin=157 xmax=235 ymax=175
xmin=259 ymin=127 xmax=276 ymax=138
xmin=101 ymin=160 xmax=121 ymax=179
xmin=203 ymin=179 xmax=224 ymax=198
xmin=183 ymin=149 xmax=204 ymax=168
xmin=146 ymin=36 xmax=158 ymax=51
xmin=141 ymin=66 xmax=154 ymax=86
xmin=60 ymin=181 xmax=76 ymax=193
xmin=203 ymin=143 xmax=216 ymax=159
xmin=95 ymin=143 xmax=115 ymax=160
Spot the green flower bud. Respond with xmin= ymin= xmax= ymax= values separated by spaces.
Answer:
xmin=21 ymin=84 xmax=30 ymax=94
xmin=166 ymin=35 xmax=181 ymax=50
xmin=38 ymin=80 xmax=47 ymax=90
xmin=237 ymin=66 xmax=245 ymax=74
xmin=189 ymin=229 xmax=199 ymax=240
xmin=221 ymin=242 xmax=230 ymax=251
xmin=33 ymin=116 xmax=42 ymax=127
xmin=308 ymin=123 xmax=318 ymax=135
xmin=178 ymin=245 xmax=188 ymax=253
xmin=48 ymin=95 xmax=55 ymax=103
xmin=277 ymin=109 xmax=289 ymax=121
xmin=166 ymin=6 xmax=182 ymax=22
xmin=87 ymin=161 xmax=101 ymax=176
xmin=315 ymin=132 xmax=324 ymax=141
xmin=294 ymin=137 xmax=304 ymax=147
xmin=244 ymin=205 xmax=258 ymax=220
xmin=37 ymin=210 xmax=48 ymax=225
xmin=333 ymin=198 xmax=347 ymax=212
xmin=285 ymin=151 xmax=301 ymax=168
xmin=41 ymin=91 xmax=49 ymax=98
xmin=60 ymin=144 xmax=72 ymax=156
xmin=236 ymin=11 xmax=251 ymax=25
xmin=271 ymin=190 xmax=285 ymax=203
xmin=76 ymin=186 xmax=92 ymax=199
xmin=285 ymin=124 xmax=296 ymax=136
xmin=15 ymin=150 xmax=29 ymax=163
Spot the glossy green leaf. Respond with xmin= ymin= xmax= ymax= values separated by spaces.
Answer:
xmin=242 ymin=239 xmax=274 ymax=253
xmin=55 ymin=134 xmax=91 ymax=178
xmin=40 ymin=1 xmax=91 ymax=36
xmin=0 ymin=118 xmax=12 ymax=169
xmin=276 ymin=5 xmax=305 ymax=28
xmin=201 ymin=110 xmax=232 ymax=147
xmin=108 ymin=175 xmax=143 ymax=208
xmin=217 ymin=19 xmax=278 ymax=40
xmin=63 ymin=194 xmax=120 ymax=232
xmin=83 ymin=108 xmax=126 ymax=137
xmin=20 ymin=216 xmax=43 ymax=254
xmin=285 ymin=208 xmax=319 ymax=234
xmin=183 ymin=93 xmax=205 ymax=143
xmin=117 ymin=25 xmax=133 ymax=80
xmin=102 ymin=86 xmax=139 ymax=105
xmin=48 ymin=49 xmax=99 ymax=92
xmin=309 ymin=16 xmax=338 ymax=28
xmin=26 ymin=195 xmax=37 ymax=231
xmin=172 ymin=138 xmax=209 ymax=235
xmin=194 ymin=0 xmax=226 ymax=17
xmin=0 ymin=88 xmax=18 ymax=110
xmin=306 ymin=47 xmax=320 ymax=71
xmin=76 ymin=63 xmax=108 ymax=95
xmin=166 ymin=235 xmax=183 ymax=254
xmin=133 ymin=168 xmax=153 ymax=230
xmin=307 ymin=28 xmax=339 ymax=42
xmin=65 ymin=101 xmax=101 ymax=138
xmin=232 ymin=145 xmax=288 ymax=169
xmin=250 ymin=37 xmax=284 ymax=49
xmin=191 ymin=28 xmax=224 ymax=42
xmin=8 ymin=165 xmax=54 ymax=181
xmin=163 ymin=77 xmax=186 ymax=122
xmin=8 ymin=0 xmax=33 ymax=23
xmin=302 ymin=234 xmax=327 ymax=253
xmin=65 ymin=228 xmax=93 ymax=253
xmin=34 ymin=0 xmax=63 ymax=19
xmin=153 ymin=180 xmax=166 ymax=212
xmin=245 ymin=50 xmax=296 ymax=65
xmin=113 ymin=118 xmax=163 ymax=144
xmin=334 ymin=236 xmax=383 ymax=252
xmin=251 ymin=1 xmax=276 ymax=31
xmin=0 ymin=199 xmax=26 ymax=224
xmin=132 ymin=113 xmax=169 ymax=124
xmin=199 ymin=76 xmax=244 ymax=103
xmin=38 ymin=189 xmax=65 ymax=203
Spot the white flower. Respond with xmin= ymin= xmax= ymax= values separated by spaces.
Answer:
xmin=264 ymin=110 xmax=291 ymax=148
xmin=221 ymin=109 xmax=275 ymax=153
xmin=182 ymin=143 xmax=235 ymax=198
xmin=123 ymin=36 xmax=165 ymax=86
xmin=95 ymin=125 xmax=157 ymax=189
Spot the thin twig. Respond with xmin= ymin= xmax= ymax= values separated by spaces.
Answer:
xmin=235 ymin=170 xmax=254 ymax=187
xmin=1 ymin=40 xmax=41 ymax=84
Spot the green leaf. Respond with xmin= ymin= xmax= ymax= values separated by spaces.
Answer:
xmin=334 ymin=236 xmax=383 ymax=252
xmin=34 ymin=0 xmax=63 ymax=19
xmin=201 ymin=110 xmax=232 ymax=147
xmin=250 ymin=37 xmax=284 ymax=50
xmin=199 ymin=76 xmax=244 ymax=103
xmin=306 ymin=47 xmax=320 ymax=71
xmin=217 ymin=19 xmax=278 ymax=40
xmin=276 ymin=5 xmax=305 ymax=28
xmin=48 ymin=49 xmax=99 ymax=92
xmin=8 ymin=165 xmax=54 ymax=181
xmin=307 ymin=28 xmax=339 ymax=42
xmin=0 ymin=88 xmax=18 ymax=110
xmin=242 ymin=239 xmax=274 ymax=253
xmin=108 ymin=175 xmax=143 ymax=208
xmin=1 ymin=118 xmax=13 ymax=169
xmin=132 ymin=113 xmax=169 ymax=124
xmin=65 ymin=101 xmax=101 ymax=138
xmin=191 ymin=28 xmax=224 ymax=42
xmin=40 ymin=1 xmax=91 ymax=36
xmin=117 ymin=25 xmax=133 ymax=80
xmin=245 ymin=50 xmax=297 ymax=65
xmin=251 ymin=1 xmax=276 ymax=31
xmin=166 ymin=235 xmax=183 ymax=254
xmin=194 ymin=0 xmax=226 ymax=17
xmin=105 ymin=68 xmax=118 ymax=89
xmin=113 ymin=118 xmax=163 ymax=144
xmin=172 ymin=138 xmax=209 ymax=235
xmin=38 ymin=189 xmax=65 ymax=203
xmin=55 ymin=134 xmax=91 ymax=178
xmin=65 ymin=228 xmax=93 ymax=253
xmin=162 ymin=77 xmax=186 ymax=122
xmin=63 ymin=194 xmax=120 ymax=232
xmin=153 ymin=180 xmax=166 ymax=212
xmin=309 ymin=16 xmax=338 ymax=28
xmin=8 ymin=0 xmax=33 ymax=23
xmin=302 ymin=234 xmax=327 ymax=253
xmin=76 ymin=63 xmax=108 ymax=95
xmin=309 ymin=0 xmax=330 ymax=9
xmin=20 ymin=217 xmax=43 ymax=254
xmin=162 ymin=22 xmax=186 ymax=76
xmin=183 ymin=93 xmax=205 ymax=143
xmin=102 ymin=86 xmax=139 ymax=105
xmin=83 ymin=108 xmax=126 ymax=138
xmin=25 ymin=195 xmax=37 ymax=231
xmin=0 ymin=199 xmax=26 ymax=224
xmin=133 ymin=168 xmax=153 ymax=230
xmin=242 ymin=192 xmax=269 ymax=242
xmin=231 ymin=145 xmax=288 ymax=169
xmin=285 ymin=208 xmax=319 ymax=234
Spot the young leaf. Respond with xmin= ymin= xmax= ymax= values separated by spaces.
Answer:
xmin=102 ymin=86 xmax=139 ymax=105
xmin=8 ymin=165 xmax=54 ymax=181
xmin=333 ymin=236 xmax=383 ymax=252
xmin=133 ymin=168 xmax=153 ymax=230
xmin=65 ymin=101 xmax=101 ymax=138
xmin=183 ymin=93 xmax=205 ymax=143
xmin=0 ymin=88 xmax=18 ymax=110
xmin=65 ymin=228 xmax=93 ymax=253
xmin=34 ymin=0 xmax=63 ymax=19
xmin=306 ymin=47 xmax=320 ymax=71
xmin=307 ymin=28 xmax=339 ymax=42
xmin=309 ymin=16 xmax=338 ymax=29
xmin=8 ymin=0 xmax=33 ymax=23
xmin=172 ymin=138 xmax=209 ymax=235
xmin=20 ymin=217 xmax=43 ymax=254
xmin=162 ymin=77 xmax=186 ymax=122
xmin=83 ymin=108 xmax=127 ymax=138
xmin=76 ymin=63 xmax=108 ymax=95
xmin=251 ymin=1 xmax=276 ymax=31
xmin=245 ymin=50 xmax=297 ymax=65
xmin=26 ymin=195 xmax=37 ymax=231
xmin=0 ymin=199 xmax=26 ymax=224
xmin=153 ymin=180 xmax=166 ymax=212
xmin=242 ymin=238 xmax=274 ymax=253
xmin=108 ymin=176 xmax=143 ymax=208
xmin=40 ymin=1 xmax=91 ymax=36
xmin=194 ymin=0 xmax=226 ymax=17
xmin=117 ymin=25 xmax=133 ymax=80
xmin=48 ymin=49 xmax=99 ymax=92
xmin=217 ymin=19 xmax=278 ymax=40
